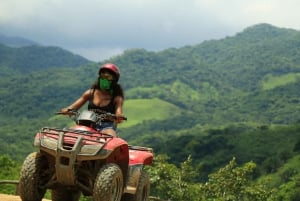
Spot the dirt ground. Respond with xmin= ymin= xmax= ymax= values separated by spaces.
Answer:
xmin=0 ymin=194 xmax=51 ymax=201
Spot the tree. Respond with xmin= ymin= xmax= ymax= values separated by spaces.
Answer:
xmin=199 ymin=157 xmax=275 ymax=201
xmin=148 ymin=154 xmax=201 ymax=201
xmin=148 ymin=155 xmax=275 ymax=201
xmin=0 ymin=155 xmax=20 ymax=194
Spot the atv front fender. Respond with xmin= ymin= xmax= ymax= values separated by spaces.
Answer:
xmin=128 ymin=146 xmax=153 ymax=166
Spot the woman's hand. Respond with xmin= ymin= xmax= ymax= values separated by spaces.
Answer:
xmin=115 ymin=115 xmax=124 ymax=123
xmin=60 ymin=108 xmax=70 ymax=114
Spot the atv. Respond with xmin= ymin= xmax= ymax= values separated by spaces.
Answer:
xmin=18 ymin=110 xmax=153 ymax=201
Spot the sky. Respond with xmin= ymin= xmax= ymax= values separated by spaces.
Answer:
xmin=1 ymin=0 xmax=300 ymax=62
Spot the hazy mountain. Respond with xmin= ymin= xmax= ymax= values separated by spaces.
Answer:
xmin=0 ymin=33 xmax=39 ymax=47
xmin=0 ymin=43 xmax=93 ymax=72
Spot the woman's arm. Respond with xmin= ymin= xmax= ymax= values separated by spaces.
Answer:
xmin=114 ymin=96 xmax=124 ymax=123
xmin=61 ymin=89 xmax=91 ymax=113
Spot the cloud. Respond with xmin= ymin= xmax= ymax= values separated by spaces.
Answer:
xmin=1 ymin=0 xmax=300 ymax=61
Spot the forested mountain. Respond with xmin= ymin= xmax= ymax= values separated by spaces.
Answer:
xmin=0 ymin=24 xmax=300 ymax=192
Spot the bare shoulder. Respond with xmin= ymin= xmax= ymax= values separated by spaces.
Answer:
xmin=82 ymin=88 xmax=93 ymax=99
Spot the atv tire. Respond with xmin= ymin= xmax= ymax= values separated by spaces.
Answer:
xmin=19 ymin=152 xmax=47 ymax=201
xmin=93 ymin=163 xmax=123 ymax=201
xmin=122 ymin=170 xmax=150 ymax=201
xmin=52 ymin=188 xmax=81 ymax=201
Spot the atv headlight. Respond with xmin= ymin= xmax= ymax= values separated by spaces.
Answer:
xmin=80 ymin=144 xmax=104 ymax=155
xmin=40 ymin=135 xmax=58 ymax=150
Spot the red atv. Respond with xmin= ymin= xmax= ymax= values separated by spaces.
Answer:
xmin=18 ymin=110 xmax=153 ymax=201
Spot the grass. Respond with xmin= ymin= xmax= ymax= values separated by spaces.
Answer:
xmin=119 ymin=98 xmax=182 ymax=128
xmin=261 ymin=73 xmax=300 ymax=90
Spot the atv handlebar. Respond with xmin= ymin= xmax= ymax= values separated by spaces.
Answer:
xmin=55 ymin=109 xmax=127 ymax=121
xmin=97 ymin=112 xmax=128 ymax=121
xmin=55 ymin=109 xmax=78 ymax=116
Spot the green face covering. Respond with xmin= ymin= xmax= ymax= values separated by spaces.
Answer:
xmin=99 ymin=78 xmax=112 ymax=91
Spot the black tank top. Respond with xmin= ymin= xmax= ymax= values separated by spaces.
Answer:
xmin=88 ymin=89 xmax=115 ymax=114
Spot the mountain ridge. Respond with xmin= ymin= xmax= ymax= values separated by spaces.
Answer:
xmin=0 ymin=43 xmax=93 ymax=72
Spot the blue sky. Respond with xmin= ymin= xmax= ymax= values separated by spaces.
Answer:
xmin=1 ymin=0 xmax=299 ymax=61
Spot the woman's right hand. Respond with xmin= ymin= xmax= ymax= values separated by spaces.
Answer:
xmin=57 ymin=108 xmax=77 ymax=117
xmin=60 ymin=108 xmax=68 ymax=113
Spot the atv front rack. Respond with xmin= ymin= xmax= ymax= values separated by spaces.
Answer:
xmin=35 ymin=127 xmax=113 ymax=156
xmin=41 ymin=127 xmax=114 ymax=138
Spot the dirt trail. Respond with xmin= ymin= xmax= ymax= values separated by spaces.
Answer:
xmin=0 ymin=194 xmax=51 ymax=201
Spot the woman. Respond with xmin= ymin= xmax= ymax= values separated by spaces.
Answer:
xmin=61 ymin=63 xmax=124 ymax=137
